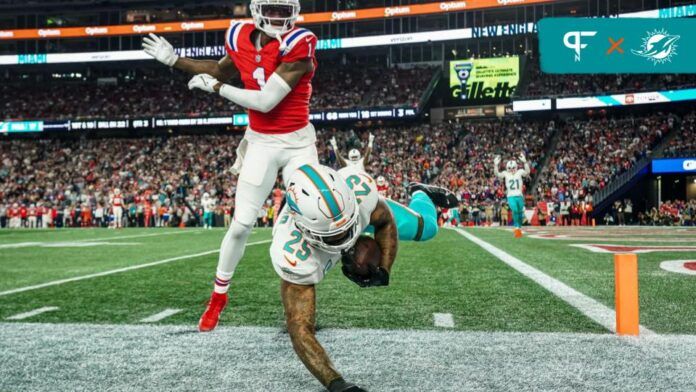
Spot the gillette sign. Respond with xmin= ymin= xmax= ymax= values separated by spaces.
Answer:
xmin=652 ymin=158 xmax=696 ymax=174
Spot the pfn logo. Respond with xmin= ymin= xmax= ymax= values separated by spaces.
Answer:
xmin=563 ymin=31 xmax=597 ymax=62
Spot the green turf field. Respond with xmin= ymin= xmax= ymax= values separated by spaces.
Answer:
xmin=0 ymin=227 xmax=695 ymax=332
xmin=1 ymin=226 xmax=695 ymax=391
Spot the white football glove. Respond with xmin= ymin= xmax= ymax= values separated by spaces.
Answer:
xmin=188 ymin=74 xmax=220 ymax=93
xmin=368 ymin=133 xmax=375 ymax=148
xmin=519 ymin=153 xmax=527 ymax=163
xmin=494 ymin=156 xmax=501 ymax=165
xmin=330 ymin=137 xmax=338 ymax=150
xmin=142 ymin=33 xmax=179 ymax=67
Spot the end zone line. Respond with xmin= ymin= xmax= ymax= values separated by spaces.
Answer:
xmin=452 ymin=228 xmax=654 ymax=336
xmin=0 ymin=240 xmax=271 ymax=298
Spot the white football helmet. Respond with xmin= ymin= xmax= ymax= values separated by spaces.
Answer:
xmin=377 ymin=176 xmax=386 ymax=186
xmin=506 ymin=161 xmax=518 ymax=172
xmin=250 ymin=0 xmax=300 ymax=38
xmin=348 ymin=149 xmax=362 ymax=162
xmin=285 ymin=164 xmax=360 ymax=253
xmin=114 ymin=188 xmax=121 ymax=195
xmin=203 ymin=192 xmax=210 ymax=200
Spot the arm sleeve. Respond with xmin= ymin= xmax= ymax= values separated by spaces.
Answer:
xmin=494 ymin=165 xmax=504 ymax=179
xmin=218 ymin=73 xmax=292 ymax=113
xmin=522 ymin=163 xmax=531 ymax=177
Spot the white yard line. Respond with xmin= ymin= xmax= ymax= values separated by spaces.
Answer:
xmin=0 ymin=240 xmax=271 ymax=297
xmin=0 ymin=230 xmax=203 ymax=249
xmin=453 ymin=228 xmax=655 ymax=336
xmin=139 ymin=309 xmax=183 ymax=323
xmin=433 ymin=313 xmax=455 ymax=328
xmin=72 ymin=229 xmax=205 ymax=243
xmin=5 ymin=306 xmax=59 ymax=320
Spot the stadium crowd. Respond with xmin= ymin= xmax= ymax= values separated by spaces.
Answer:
xmin=522 ymin=59 xmax=696 ymax=97
xmin=0 ymin=119 xmax=551 ymax=229
xmin=536 ymin=113 xmax=674 ymax=204
xmin=1 ymin=112 xmax=694 ymax=229
xmin=663 ymin=112 xmax=696 ymax=157
xmin=635 ymin=199 xmax=696 ymax=226
xmin=1 ymin=65 xmax=436 ymax=121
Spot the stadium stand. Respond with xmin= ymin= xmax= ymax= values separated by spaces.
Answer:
xmin=3 ymin=107 xmax=694 ymax=229
xmin=536 ymin=113 xmax=674 ymax=203
xmin=1 ymin=65 xmax=435 ymax=120
xmin=522 ymin=57 xmax=696 ymax=97
xmin=636 ymin=199 xmax=696 ymax=226
xmin=663 ymin=112 xmax=696 ymax=157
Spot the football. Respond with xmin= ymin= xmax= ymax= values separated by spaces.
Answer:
xmin=350 ymin=236 xmax=382 ymax=276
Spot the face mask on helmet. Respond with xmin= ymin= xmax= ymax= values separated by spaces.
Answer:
xmin=286 ymin=165 xmax=361 ymax=253
xmin=250 ymin=0 xmax=300 ymax=38
xmin=348 ymin=149 xmax=361 ymax=162
xmin=296 ymin=210 xmax=360 ymax=253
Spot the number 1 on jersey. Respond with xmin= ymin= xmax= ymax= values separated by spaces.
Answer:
xmin=253 ymin=67 xmax=266 ymax=88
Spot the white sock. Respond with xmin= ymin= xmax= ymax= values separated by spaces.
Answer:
xmin=212 ymin=220 xmax=252 ymax=294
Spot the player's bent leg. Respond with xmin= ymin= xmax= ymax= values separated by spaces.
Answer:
xmin=385 ymin=193 xmax=438 ymax=242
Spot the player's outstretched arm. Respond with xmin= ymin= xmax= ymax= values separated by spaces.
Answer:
xmin=281 ymin=281 xmax=364 ymax=391
xmin=142 ymin=34 xmax=238 ymax=81
xmin=188 ymin=59 xmax=313 ymax=113
xmin=493 ymin=156 xmax=504 ymax=178
xmin=335 ymin=154 xmax=348 ymax=168
xmin=175 ymin=55 xmax=239 ymax=82
xmin=362 ymin=134 xmax=375 ymax=167
xmin=330 ymin=137 xmax=348 ymax=168
xmin=519 ymin=153 xmax=531 ymax=177
xmin=370 ymin=199 xmax=398 ymax=275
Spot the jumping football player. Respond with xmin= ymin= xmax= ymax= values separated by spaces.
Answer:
xmin=143 ymin=0 xmax=319 ymax=332
xmin=493 ymin=153 xmax=530 ymax=237
xmin=273 ymin=164 xmax=458 ymax=391
xmin=330 ymin=133 xmax=375 ymax=172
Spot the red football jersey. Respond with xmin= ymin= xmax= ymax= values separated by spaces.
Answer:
xmin=224 ymin=22 xmax=317 ymax=134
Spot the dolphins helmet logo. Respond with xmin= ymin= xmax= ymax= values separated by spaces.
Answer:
xmin=632 ymin=29 xmax=680 ymax=65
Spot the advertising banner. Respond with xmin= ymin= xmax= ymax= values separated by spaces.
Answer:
xmin=539 ymin=18 xmax=696 ymax=73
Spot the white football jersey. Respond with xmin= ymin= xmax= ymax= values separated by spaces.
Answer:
xmin=270 ymin=166 xmax=379 ymax=285
xmin=345 ymin=159 xmax=365 ymax=173
xmin=502 ymin=170 xmax=526 ymax=197
xmin=203 ymin=198 xmax=216 ymax=213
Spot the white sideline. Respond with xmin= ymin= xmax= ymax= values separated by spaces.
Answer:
xmin=0 ymin=240 xmax=272 ymax=297
xmin=139 ymin=309 xmax=183 ymax=323
xmin=70 ymin=229 xmax=205 ymax=243
xmin=433 ymin=313 xmax=455 ymax=328
xmin=453 ymin=228 xmax=655 ymax=336
xmin=5 ymin=306 xmax=59 ymax=320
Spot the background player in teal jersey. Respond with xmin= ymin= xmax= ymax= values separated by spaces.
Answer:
xmin=494 ymin=153 xmax=530 ymax=238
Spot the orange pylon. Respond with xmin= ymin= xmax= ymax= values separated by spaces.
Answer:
xmin=615 ymin=253 xmax=639 ymax=336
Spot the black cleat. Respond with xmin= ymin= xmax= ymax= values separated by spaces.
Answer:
xmin=408 ymin=182 xmax=459 ymax=209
